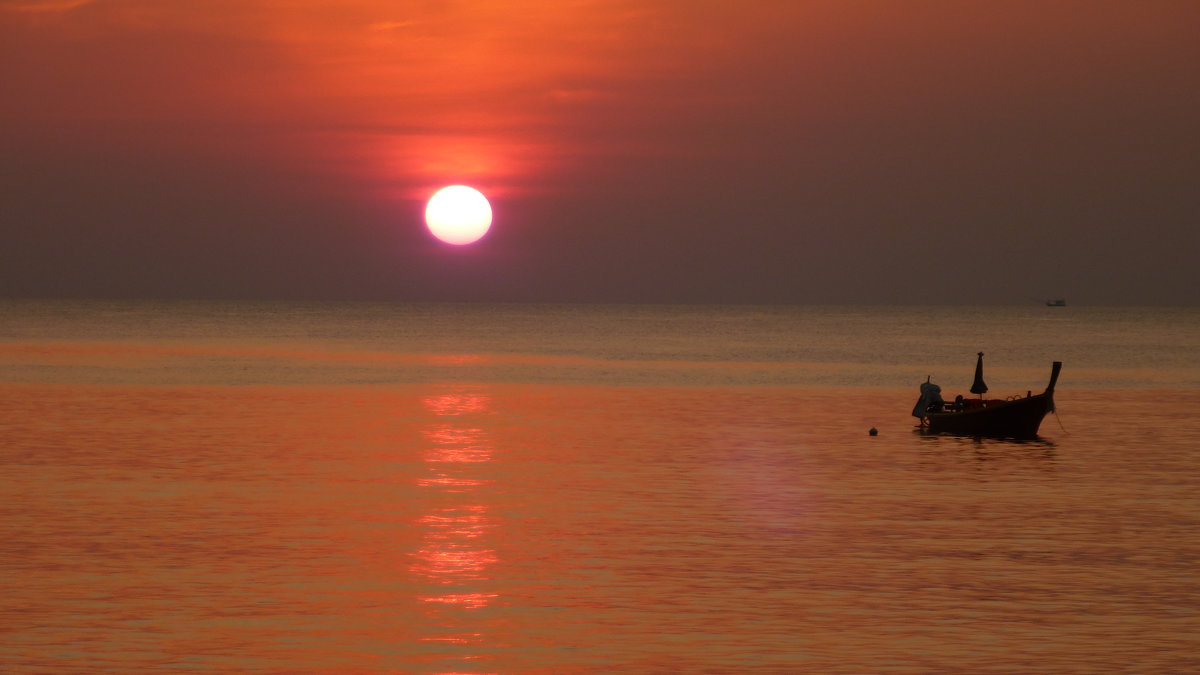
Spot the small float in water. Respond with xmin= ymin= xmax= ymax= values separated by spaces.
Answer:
xmin=913 ymin=353 xmax=1061 ymax=439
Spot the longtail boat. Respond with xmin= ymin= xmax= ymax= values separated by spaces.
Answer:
xmin=913 ymin=354 xmax=1062 ymax=439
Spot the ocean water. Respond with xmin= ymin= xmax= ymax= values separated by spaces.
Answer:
xmin=1 ymin=301 xmax=1198 ymax=672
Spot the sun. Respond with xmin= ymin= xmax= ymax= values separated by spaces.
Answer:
xmin=424 ymin=185 xmax=492 ymax=245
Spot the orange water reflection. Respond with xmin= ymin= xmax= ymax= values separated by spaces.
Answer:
xmin=413 ymin=506 xmax=497 ymax=581
xmin=411 ymin=386 xmax=499 ymax=672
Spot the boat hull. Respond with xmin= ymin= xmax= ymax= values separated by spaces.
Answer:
xmin=924 ymin=392 xmax=1055 ymax=439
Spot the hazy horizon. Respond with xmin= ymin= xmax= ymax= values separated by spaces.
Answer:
xmin=4 ymin=295 xmax=1197 ymax=309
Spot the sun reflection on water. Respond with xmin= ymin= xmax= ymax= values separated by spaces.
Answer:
xmin=411 ymin=386 xmax=499 ymax=670
xmin=412 ymin=506 xmax=497 ymax=581
xmin=422 ymin=425 xmax=494 ymax=464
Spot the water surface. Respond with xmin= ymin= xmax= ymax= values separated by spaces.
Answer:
xmin=2 ymin=303 xmax=1197 ymax=672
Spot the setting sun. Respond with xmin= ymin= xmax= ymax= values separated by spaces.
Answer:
xmin=424 ymin=185 xmax=492 ymax=245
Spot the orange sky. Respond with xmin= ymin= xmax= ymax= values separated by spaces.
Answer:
xmin=2 ymin=1 xmax=1198 ymax=303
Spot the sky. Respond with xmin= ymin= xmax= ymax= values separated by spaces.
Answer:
xmin=3 ymin=0 xmax=1198 ymax=305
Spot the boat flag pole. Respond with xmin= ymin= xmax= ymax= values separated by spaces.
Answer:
xmin=970 ymin=352 xmax=988 ymax=399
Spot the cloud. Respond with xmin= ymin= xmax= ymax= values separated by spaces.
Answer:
xmin=2 ymin=0 xmax=94 ymax=12
xmin=368 ymin=20 xmax=414 ymax=32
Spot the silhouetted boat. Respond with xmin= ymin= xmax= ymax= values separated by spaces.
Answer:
xmin=1046 ymin=299 xmax=1066 ymax=307
xmin=913 ymin=355 xmax=1062 ymax=439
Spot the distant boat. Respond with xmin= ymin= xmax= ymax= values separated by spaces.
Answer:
xmin=913 ymin=354 xmax=1062 ymax=439
xmin=1046 ymin=299 xmax=1066 ymax=307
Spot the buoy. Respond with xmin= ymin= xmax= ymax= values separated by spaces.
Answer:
xmin=869 ymin=427 xmax=878 ymax=436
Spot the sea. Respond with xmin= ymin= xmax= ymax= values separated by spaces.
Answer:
xmin=2 ymin=301 xmax=1198 ymax=673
